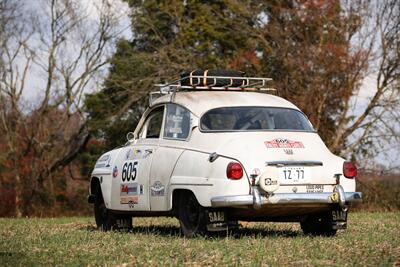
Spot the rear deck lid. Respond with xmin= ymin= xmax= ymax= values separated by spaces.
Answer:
xmin=215 ymin=132 xmax=339 ymax=185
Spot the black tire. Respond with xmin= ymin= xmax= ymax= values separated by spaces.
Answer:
xmin=178 ymin=191 xmax=207 ymax=237
xmin=300 ymin=212 xmax=337 ymax=237
xmin=94 ymin=183 xmax=132 ymax=231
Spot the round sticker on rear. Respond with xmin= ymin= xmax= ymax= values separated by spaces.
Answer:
xmin=259 ymin=172 xmax=280 ymax=193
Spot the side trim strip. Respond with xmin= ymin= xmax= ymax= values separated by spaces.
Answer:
xmin=92 ymin=172 xmax=111 ymax=176
xmin=279 ymin=183 xmax=336 ymax=186
xmin=266 ymin=161 xmax=323 ymax=166
xmin=171 ymin=183 xmax=213 ymax=186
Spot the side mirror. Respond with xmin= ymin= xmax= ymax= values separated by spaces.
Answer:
xmin=126 ymin=132 xmax=136 ymax=143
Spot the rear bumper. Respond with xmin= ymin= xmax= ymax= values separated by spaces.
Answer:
xmin=211 ymin=185 xmax=362 ymax=208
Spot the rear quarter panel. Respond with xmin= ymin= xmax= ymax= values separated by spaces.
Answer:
xmin=169 ymin=149 xmax=250 ymax=208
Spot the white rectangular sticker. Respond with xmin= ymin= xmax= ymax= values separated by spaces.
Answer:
xmin=279 ymin=166 xmax=310 ymax=183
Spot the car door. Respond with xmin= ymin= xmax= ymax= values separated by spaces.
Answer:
xmin=149 ymin=103 xmax=192 ymax=211
xmin=113 ymin=106 xmax=165 ymax=211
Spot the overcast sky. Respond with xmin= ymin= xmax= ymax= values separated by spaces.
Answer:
xmin=21 ymin=0 xmax=131 ymax=103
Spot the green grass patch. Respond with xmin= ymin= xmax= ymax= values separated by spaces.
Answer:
xmin=0 ymin=212 xmax=399 ymax=266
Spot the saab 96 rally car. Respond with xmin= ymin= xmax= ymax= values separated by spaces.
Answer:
xmin=88 ymin=71 xmax=362 ymax=237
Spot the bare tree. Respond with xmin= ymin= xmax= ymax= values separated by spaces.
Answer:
xmin=331 ymin=0 xmax=400 ymax=169
xmin=0 ymin=0 xmax=128 ymax=216
xmin=0 ymin=0 xmax=35 ymax=217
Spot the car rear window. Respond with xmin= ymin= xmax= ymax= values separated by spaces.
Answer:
xmin=200 ymin=107 xmax=314 ymax=132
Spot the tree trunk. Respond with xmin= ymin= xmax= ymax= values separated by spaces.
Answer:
xmin=14 ymin=173 xmax=22 ymax=218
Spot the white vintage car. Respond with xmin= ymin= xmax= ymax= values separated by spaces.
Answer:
xmin=88 ymin=74 xmax=362 ymax=237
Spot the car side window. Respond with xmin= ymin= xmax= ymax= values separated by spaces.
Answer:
xmin=143 ymin=106 xmax=164 ymax=139
xmin=163 ymin=104 xmax=191 ymax=140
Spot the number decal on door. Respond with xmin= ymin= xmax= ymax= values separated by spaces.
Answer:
xmin=122 ymin=161 xmax=138 ymax=181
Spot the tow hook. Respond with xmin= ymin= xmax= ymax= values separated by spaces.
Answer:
xmin=252 ymin=186 xmax=262 ymax=209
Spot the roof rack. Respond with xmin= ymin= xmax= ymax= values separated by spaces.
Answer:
xmin=150 ymin=75 xmax=276 ymax=105
xmin=155 ymin=75 xmax=274 ymax=93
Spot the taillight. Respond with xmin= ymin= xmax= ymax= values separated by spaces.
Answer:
xmin=226 ymin=162 xmax=243 ymax=180
xmin=343 ymin=161 xmax=357 ymax=178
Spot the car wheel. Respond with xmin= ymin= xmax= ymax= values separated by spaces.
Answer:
xmin=300 ymin=212 xmax=337 ymax=237
xmin=94 ymin=184 xmax=132 ymax=231
xmin=178 ymin=191 xmax=207 ymax=237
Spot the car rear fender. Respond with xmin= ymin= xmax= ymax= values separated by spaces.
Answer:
xmin=168 ymin=149 xmax=250 ymax=208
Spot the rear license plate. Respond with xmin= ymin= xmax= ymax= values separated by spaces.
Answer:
xmin=279 ymin=166 xmax=310 ymax=183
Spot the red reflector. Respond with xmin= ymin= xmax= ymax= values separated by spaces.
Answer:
xmin=227 ymin=162 xmax=243 ymax=180
xmin=343 ymin=161 xmax=357 ymax=178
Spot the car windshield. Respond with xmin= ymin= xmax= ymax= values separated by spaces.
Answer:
xmin=200 ymin=107 xmax=314 ymax=132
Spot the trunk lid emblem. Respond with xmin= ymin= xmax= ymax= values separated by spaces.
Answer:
xmin=284 ymin=149 xmax=293 ymax=155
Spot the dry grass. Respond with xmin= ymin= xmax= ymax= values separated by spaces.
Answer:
xmin=0 ymin=212 xmax=399 ymax=266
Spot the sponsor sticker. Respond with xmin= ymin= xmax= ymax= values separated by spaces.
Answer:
xmin=95 ymin=162 xmax=107 ymax=168
xmin=125 ymin=149 xmax=131 ymax=160
xmin=143 ymin=149 xmax=152 ymax=159
xmin=120 ymin=183 xmax=138 ymax=196
xmin=306 ymin=185 xmax=324 ymax=193
xmin=283 ymin=149 xmax=294 ymax=155
xmin=330 ymin=192 xmax=339 ymax=203
xmin=120 ymin=196 xmax=139 ymax=205
xmin=98 ymin=154 xmax=110 ymax=162
xmin=125 ymin=149 xmax=150 ymax=160
xmin=112 ymin=166 xmax=118 ymax=178
xmin=96 ymin=154 xmax=111 ymax=168
xmin=150 ymin=181 xmax=165 ymax=197
xmin=139 ymin=185 xmax=144 ymax=195
xmin=264 ymin=138 xmax=304 ymax=149
xmin=265 ymin=178 xmax=278 ymax=186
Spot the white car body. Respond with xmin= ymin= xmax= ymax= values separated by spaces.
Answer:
xmin=89 ymin=78 xmax=362 ymax=235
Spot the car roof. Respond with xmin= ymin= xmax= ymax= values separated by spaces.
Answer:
xmin=151 ymin=91 xmax=300 ymax=117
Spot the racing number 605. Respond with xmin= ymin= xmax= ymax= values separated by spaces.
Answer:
xmin=122 ymin=161 xmax=138 ymax=181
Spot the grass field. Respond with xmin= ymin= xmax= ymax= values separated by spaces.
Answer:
xmin=0 ymin=212 xmax=399 ymax=266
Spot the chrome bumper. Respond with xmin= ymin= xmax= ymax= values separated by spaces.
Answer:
xmin=211 ymin=185 xmax=362 ymax=209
